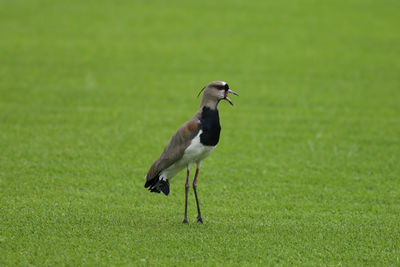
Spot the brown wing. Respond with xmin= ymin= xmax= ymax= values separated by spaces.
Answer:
xmin=145 ymin=118 xmax=200 ymax=183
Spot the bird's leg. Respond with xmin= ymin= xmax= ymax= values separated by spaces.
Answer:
xmin=193 ymin=168 xmax=203 ymax=223
xmin=182 ymin=168 xmax=190 ymax=224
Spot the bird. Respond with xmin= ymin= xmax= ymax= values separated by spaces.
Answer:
xmin=144 ymin=81 xmax=238 ymax=224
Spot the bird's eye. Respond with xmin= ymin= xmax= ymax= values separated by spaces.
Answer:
xmin=224 ymin=83 xmax=229 ymax=90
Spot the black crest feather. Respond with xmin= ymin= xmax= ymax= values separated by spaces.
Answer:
xmin=197 ymin=86 xmax=206 ymax=97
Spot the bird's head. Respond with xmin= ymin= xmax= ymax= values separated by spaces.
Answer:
xmin=198 ymin=81 xmax=239 ymax=107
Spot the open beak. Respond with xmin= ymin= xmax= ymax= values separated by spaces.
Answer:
xmin=224 ymin=89 xmax=239 ymax=106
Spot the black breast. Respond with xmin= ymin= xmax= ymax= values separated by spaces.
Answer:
xmin=200 ymin=107 xmax=221 ymax=146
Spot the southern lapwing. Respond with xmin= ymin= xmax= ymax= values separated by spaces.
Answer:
xmin=144 ymin=81 xmax=238 ymax=224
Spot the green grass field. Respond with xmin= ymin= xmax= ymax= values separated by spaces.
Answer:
xmin=1 ymin=0 xmax=400 ymax=265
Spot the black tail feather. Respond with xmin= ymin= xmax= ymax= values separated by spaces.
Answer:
xmin=144 ymin=178 xmax=155 ymax=188
xmin=160 ymin=180 xmax=170 ymax=195
xmin=145 ymin=176 xmax=170 ymax=196
xmin=145 ymin=174 xmax=159 ymax=188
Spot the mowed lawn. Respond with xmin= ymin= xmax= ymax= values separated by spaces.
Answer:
xmin=1 ymin=0 xmax=399 ymax=265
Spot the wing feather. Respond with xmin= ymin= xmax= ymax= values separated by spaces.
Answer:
xmin=145 ymin=118 xmax=200 ymax=182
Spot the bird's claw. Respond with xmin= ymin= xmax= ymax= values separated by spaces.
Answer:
xmin=197 ymin=216 xmax=203 ymax=224
xmin=182 ymin=218 xmax=188 ymax=224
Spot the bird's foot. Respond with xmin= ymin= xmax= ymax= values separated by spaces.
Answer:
xmin=197 ymin=215 xmax=203 ymax=224
xmin=182 ymin=218 xmax=188 ymax=224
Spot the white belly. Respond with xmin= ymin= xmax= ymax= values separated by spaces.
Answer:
xmin=160 ymin=130 xmax=215 ymax=180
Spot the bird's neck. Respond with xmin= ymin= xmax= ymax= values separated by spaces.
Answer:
xmin=194 ymin=96 xmax=219 ymax=120
xmin=199 ymin=97 xmax=219 ymax=110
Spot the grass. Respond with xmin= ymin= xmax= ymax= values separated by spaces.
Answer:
xmin=1 ymin=0 xmax=399 ymax=265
